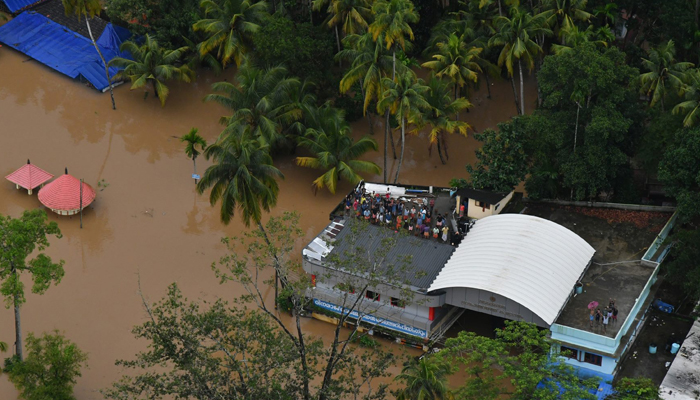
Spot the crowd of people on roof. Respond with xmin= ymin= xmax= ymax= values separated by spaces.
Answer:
xmin=343 ymin=185 xmax=453 ymax=243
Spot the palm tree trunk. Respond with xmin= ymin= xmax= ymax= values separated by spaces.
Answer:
xmin=335 ymin=26 xmax=342 ymax=67
xmin=441 ymin=131 xmax=449 ymax=161
xmin=437 ymin=135 xmax=447 ymax=164
xmin=518 ymin=59 xmax=525 ymax=115
xmin=193 ymin=157 xmax=198 ymax=184
xmin=390 ymin=126 xmax=397 ymax=159
xmin=394 ymin=117 xmax=405 ymax=184
xmin=257 ymin=222 xmax=285 ymax=309
xmin=392 ymin=49 xmax=396 ymax=81
xmin=383 ymin=111 xmax=388 ymax=183
xmin=86 ymin=19 xmax=116 ymax=110
xmin=497 ymin=0 xmax=502 ymax=16
xmin=14 ymin=292 xmax=22 ymax=361
xmin=510 ymin=77 xmax=521 ymax=114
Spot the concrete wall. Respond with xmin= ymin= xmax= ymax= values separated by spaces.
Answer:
xmin=555 ymin=344 xmax=616 ymax=382
xmin=442 ymin=286 xmax=549 ymax=328
xmin=465 ymin=191 xmax=514 ymax=220
xmin=303 ymin=257 xmax=446 ymax=336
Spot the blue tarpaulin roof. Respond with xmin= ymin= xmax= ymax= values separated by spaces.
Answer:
xmin=0 ymin=11 xmax=131 ymax=91
xmin=2 ymin=0 xmax=40 ymax=13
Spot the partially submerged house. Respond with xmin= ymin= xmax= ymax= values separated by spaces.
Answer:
xmin=452 ymin=187 xmax=514 ymax=219
xmin=302 ymin=182 xmax=677 ymax=381
xmin=0 ymin=1 xmax=131 ymax=91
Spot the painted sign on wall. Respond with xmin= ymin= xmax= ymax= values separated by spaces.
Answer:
xmin=313 ymin=298 xmax=428 ymax=338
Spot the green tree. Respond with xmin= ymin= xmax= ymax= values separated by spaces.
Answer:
xmin=394 ymin=356 xmax=455 ymax=400
xmin=252 ymin=14 xmax=335 ymax=89
xmin=551 ymin=24 xmax=613 ymax=55
xmin=338 ymin=33 xmax=399 ymax=179
xmin=196 ymin=131 xmax=282 ymax=226
xmin=662 ymin=228 xmax=700 ymax=308
xmin=62 ymin=0 xmax=117 ymax=109
xmin=110 ymin=35 xmax=194 ymax=106
xmin=673 ymin=68 xmax=700 ymax=127
xmin=180 ymin=128 xmax=207 ymax=184
xmin=422 ymin=33 xmax=484 ymax=105
xmin=639 ymin=40 xmax=694 ymax=110
xmin=105 ymin=213 xmax=413 ymax=400
xmin=542 ymin=0 xmax=592 ymax=40
xmin=295 ymin=104 xmax=380 ymax=193
xmin=369 ymin=0 xmax=419 ymax=80
xmin=205 ymin=61 xmax=303 ymax=149
xmin=193 ymin=0 xmax=269 ymax=67
xmin=439 ymin=321 xmax=599 ymax=400
xmin=658 ymin=127 xmax=700 ymax=222
xmin=614 ymin=377 xmax=662 ymax=400
xmin=0 ymin=210 xmax=64 ymax=362
xmin=3 ymin=331 xmax=88 ymax=400
xmin=314 ymin=0 xmax=372 ymax=56
xmin=489 ymin=7 xmax=552 ymax=115
xmin=378 ymin=71 xmax=430 ymax=183
xmin=418 ymin=75 xmax=472 ymax=164
xmin=369 ymin=0 xmax=419 ymax=183
xmin=105 ymin=0 xmax=201 ymax=49
xmin=531 ymin=43 xmax=640 ymax=201
xmin=457 ymin=118 xmax=528 ymax=192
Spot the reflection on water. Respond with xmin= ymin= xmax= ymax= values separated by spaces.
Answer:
xmin=0 ymin=47 xmax=536 ymax=398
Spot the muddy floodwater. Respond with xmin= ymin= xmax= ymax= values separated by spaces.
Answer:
xmin=0 ymin=47 xmax=536 ymax=399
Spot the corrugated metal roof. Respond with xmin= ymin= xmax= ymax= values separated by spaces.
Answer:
xmin=327 ymin=220 xmax=455 ymax=289
xmin=0 ymin=12 xmax=130 ymax=91
xmin=429 ymin=214 xmax=595 ymax=325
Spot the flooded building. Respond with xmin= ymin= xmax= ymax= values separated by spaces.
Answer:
xmin=302 ymin=182 xmax=677 ymax=381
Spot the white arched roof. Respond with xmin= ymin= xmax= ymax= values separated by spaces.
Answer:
xmin=429 ymin=214 xmax=595 ymax=325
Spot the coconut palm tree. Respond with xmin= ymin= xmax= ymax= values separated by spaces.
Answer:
xmin=394 ymin=356 xmax=455 ymax=400
xmin=180 ymin=128 xmax=208 ymax=184
xmin=673 ymin=69 xmax=700 ymax=127
xmin=378 ymin=71 xmax=430 ymax=183
xmin=542 ymin=0 xmax=591 ymax=40
xmin=337 ymin=33 xmax=403 ymax=181
xmin=489 ymin=7 xmax=552 ymax=115
xmin=418 ymin=76 xmax=472 ymax=164
xmin=314 ymin=0 xmax=372 ymax=57
xmin=62 ymin=0 xmax=116 ymax=109
xmin=193 ymin=0 xmax=269 ymax=67
xmin=550 ymin=24 xmax=612 ymax=55
xmin=110 ymin=35 xmax=194 ymax=106
xmin=205 ymin=61 xmax=302 ymax=149
xmin=639 ymin=40 xmax=695 ymax=110
xmin=296 ymin=105 xmax=380 ymax=193
xmin=369 ymin=0 xmax=418 ymax=80
xmin=197 ymin=130 xmax=282 ymax=226
xmin=422 ymin=33 xmax=484 ymax=105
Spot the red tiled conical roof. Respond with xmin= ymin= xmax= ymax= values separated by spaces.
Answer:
xmin=5 ymin=160 xmax=54 ymax=190
xmin=38 ymin=172 xmax=96 ymax=211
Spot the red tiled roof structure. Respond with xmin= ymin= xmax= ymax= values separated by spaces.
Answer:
xmin=38 ymin=170 xmax=95 ymax=215
xmin=5 ymin=160 xmax=54 ymax=192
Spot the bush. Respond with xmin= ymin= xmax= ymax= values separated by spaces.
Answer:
xmin=252 ymin=14 xmax=336 ymax=97
xmin=3 ymin=331 xmax=88 ymax=400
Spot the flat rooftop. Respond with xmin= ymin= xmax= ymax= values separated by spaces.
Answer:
xmin=659 ymin=320 xmax=700 ymax=399
xmin=522 ymin=205 xmax=672 ymax=335
xmin=328 ymin=220 xmax=456 ymax=290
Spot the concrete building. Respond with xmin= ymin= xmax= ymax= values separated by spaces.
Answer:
xmin=453 ymin=187 xmax=513 ymax=219
xmin=302 ymin=182 xmax=676 ymax=380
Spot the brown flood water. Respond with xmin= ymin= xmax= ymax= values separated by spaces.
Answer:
xmin=0 ymin=46 xmax=536 ymax=399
